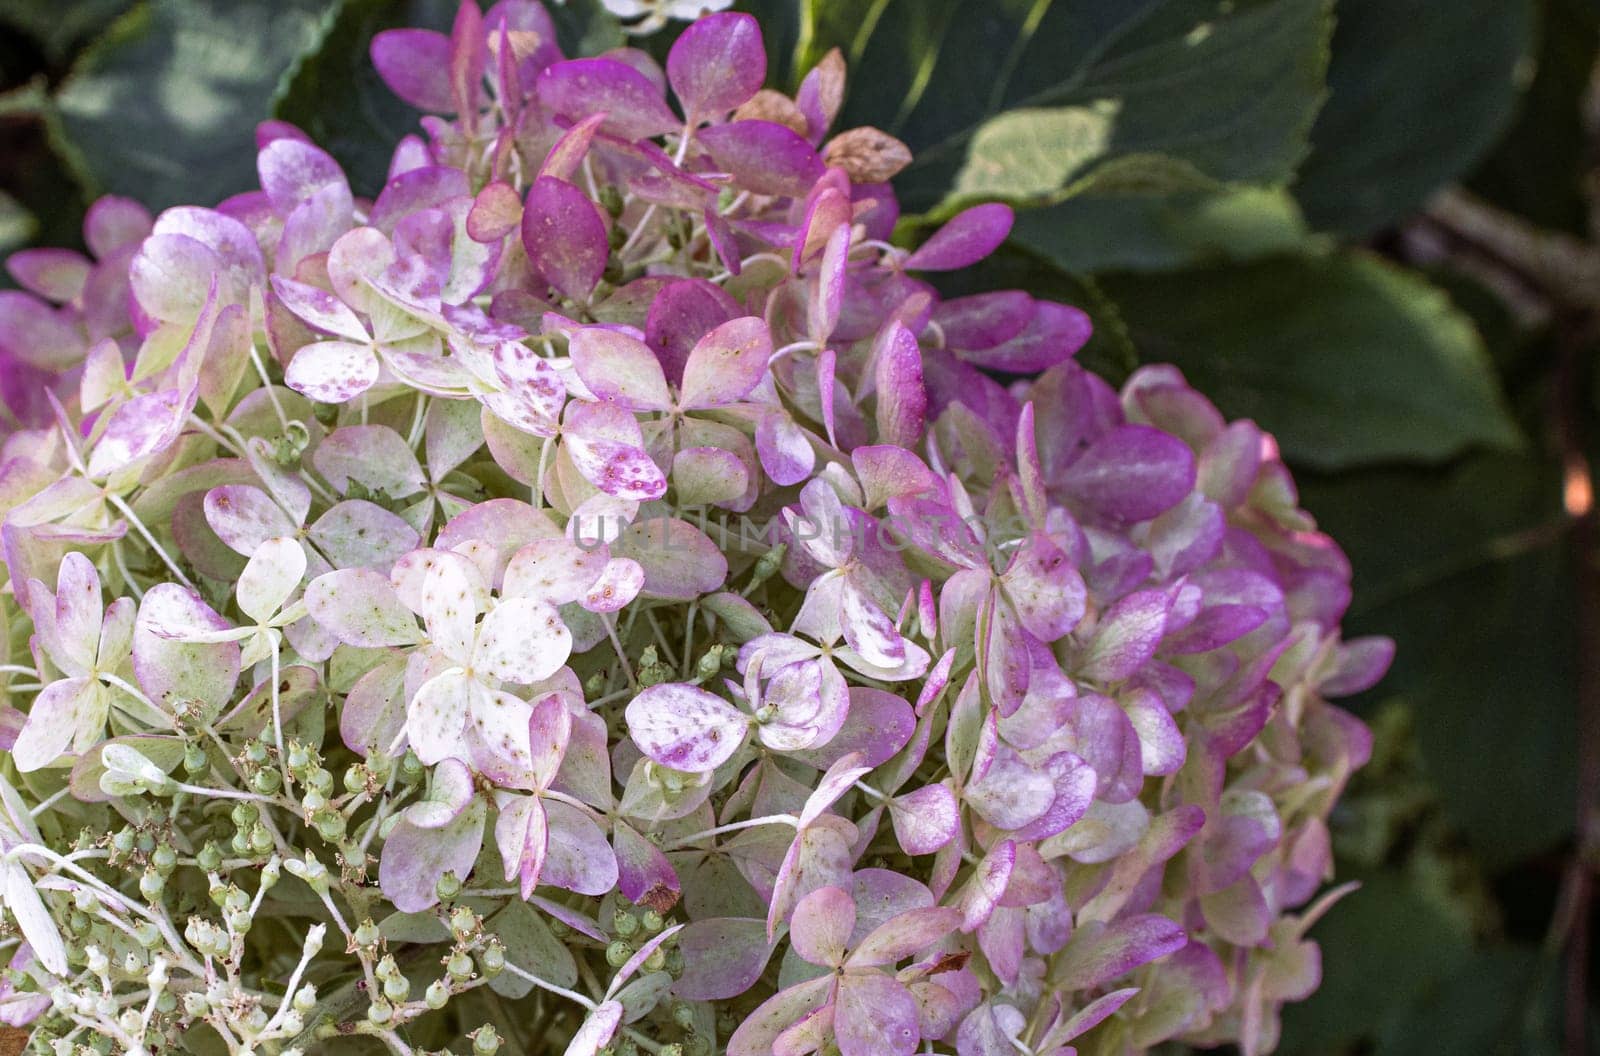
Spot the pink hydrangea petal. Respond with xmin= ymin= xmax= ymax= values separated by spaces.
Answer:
xmin=538 ymin=58 xmax=680 ymax=141
xmin=698 ymin=122 xmax=826 ymax=198
xmin=955 ymin=301 xmax=1091 ymax=373
xmin=379 ymin=796 xmax=486 ymax=912
xmin=678 ymin=316 xmax=771 ymax=410
xmin=835 ymin=972 xmax=920 ymax=1056
xmin=372 ymin=28 xmax=455 ymax=112
xmin=570 ymin=327 xmax=671 ymax=409
xmin=789 ymin=885 xmax=854 ymax=967
xmin=12 ymin=678 xmax=99 ymax=772
xmin=474 ymin=596 xmax=573 ymax=684
xmin=625 ymin=682 xmax=748 ymax=772
xmin=133 ymin=585 xmax=240 ymax=711
xmin=285 ymin=340 xmax=380 ymax=403
xmin=904 ymin=203 xmax=1013 ymax=271
xmin=6 ymin=249 xmax=90 ymax=303
xmin=521 ymin=176 xmax=609 ymax=302
xmin=668 ymin=12 xmax=765 ymax=119
xmin=269 ymin=275 xmax=368 ymax=341
xmin=541 ymin=799 xmax=618 ymax=896
xmin=84 ymin=195 xmax=153 ymax=258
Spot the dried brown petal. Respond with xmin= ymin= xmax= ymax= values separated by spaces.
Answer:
xmin=733 ymin=89 xmax=810 ymax=135
xmin=824 ymin=126 xmax=914 ymax=183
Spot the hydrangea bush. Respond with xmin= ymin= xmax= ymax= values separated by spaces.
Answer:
xmin=0 ymin=4 xmax=1392 ymax=1054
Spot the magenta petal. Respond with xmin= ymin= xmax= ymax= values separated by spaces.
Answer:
xmin=615 ymin=819 xmax=681 ymax=912
xmin=258 ymin=139 xmax=348 ymax=216
xmin=873 ymin=321 xmax=927 ymax=449
xmin=521 ymin=176 xmax=609 ymax=302
xmin=370 ymin=166 xmax=472 ymax=233
xmin=1321 ymin=635 xmax=1396 ymax=696
xmin=954 ymin=301 xmax=1091 ymax=373
xmin=904 ymin=203 xmax=1013 ymax=271
xmin=646 ymin=278 xmax=739 ymax=386
xmin=84 ymin=195 xmax=153 ymax=258
xmin=1053 ymin=913 xmax=1188 ymax=991
xmin=1061 ymin=424 xmax=1197 ymax=524
xmin=372 ymin=28 xmax=455 ymax=112
xmin=537 ymin=57 xmax=681 ymax=141
xmin=932 ymin=290 xmax=1034 ymax=350
xmin=667 ymin=12 xmax=765 ymax=119
xmin=6 ymin=249 xmax=90 ymax=303
xmin=698 ymin=122 xmax=826 ymax=198
xmin=678 ymin=316 xmax=771 ymax=409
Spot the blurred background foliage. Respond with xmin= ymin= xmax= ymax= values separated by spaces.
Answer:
xmin=1 ymin=0 xmax=1598 ymax=1051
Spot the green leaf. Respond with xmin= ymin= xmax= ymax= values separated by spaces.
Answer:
xmin=1294 ymin=0 xmax=1536 ymax=236
xmin=51 ymin=0 xmax=331 ymax=212
xmin=794 ymin=0 xmax=1332 ymax=213
xmin=1098 ymin=252 xmax=1521 ymax=469
xmin=1010 ymin=184 xmax=1321 ymax=275
xmin=1299 ymin=452 xmax=1576 ymax=867
xmin=271 ymin=0 xmax=457 ymax=200
xmin=1374 ymin=947 xmax=1562 ymax=1056
xmin=1467 ymin=0 xmax=1599 ymax=238
xmin=0 ymin=191 xmax=37 ymax=256
xmin=1280 ymin=869 xmax=1474 ymax=1054
xmin=0 ymin=0 xmax=135 ymax=61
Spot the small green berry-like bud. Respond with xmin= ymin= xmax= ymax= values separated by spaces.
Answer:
xmin=111 ymin=828 xmax=135 ymax=855
xmin=400 ymin=751 xmax=425 ymax=782
xmin=353 ymin=919 xmax=381 ymax=948
xmin=644 ymin=947 xmax=666 ymax=973
xmin=196 ymin=841 xmax=223 ymax=872
xmin=437 ymin=872 xmax=464 ymax=904
xmin=343 ymin=765 xmax=367 ymax=793
xmin=367 ymin=999 xmax=393 ymax=1026
xmin=613 ymin=909 xmax=639 ymax=937
xmin=640 ymin=909 xmax=665 ymax=933
xmin=183 ymin=743 xmax=208 ymax=776
xmin=293 ymin=984 xmax=318 ymax=1012
xmin=376 ymin=954 xmax=399 ymax=981
xmin=449 ymin=905 xmax=477 ymax=941
xmin=606 ymin=941 xmax=632 ymax=968
xmin=672 ymin=1002 xmax=695 ymax=1030
xmin=447 ymin=951 xmax=474 ymax=980
xmin=479 ymin=941 xmax=505 ymax=977
xmin=472 ymin=1025 xmax=502 ymax=1056
xmin=182 ymin=993 xmax=208 ymax=1017
xmin=151 ymin=845 xmax=177 ymax=874
xmin=382 ymin=974 xmax=409 ymax=1003
xmin=250 ymin=769 xmax=281 ymax=795
xmin=313 ymin=811 xmax=346 ymax=842
xmin=249 ymin=824 xmax=273 ymax=854
xmin=245 ymin=740 xmax=269 ymax=766
xmin=694 ymin=645 xmax=723 ymax=682
xmin=138 ymin=869 xmax=164 ymax=901
xmin=425 ymin=979 xmax=450 ymax=1010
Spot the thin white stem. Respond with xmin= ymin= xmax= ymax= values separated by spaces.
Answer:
xmin=498 ymin=961 xmax=597 ymax=1011
xmin=106 ymin=493 xmax=194 ymax=590
xmin=665 ymin=813 xmax=797 ymax=850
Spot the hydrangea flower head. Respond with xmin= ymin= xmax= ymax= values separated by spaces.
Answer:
xmin=0 ymin=4 xmax=1389 ymax=1054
